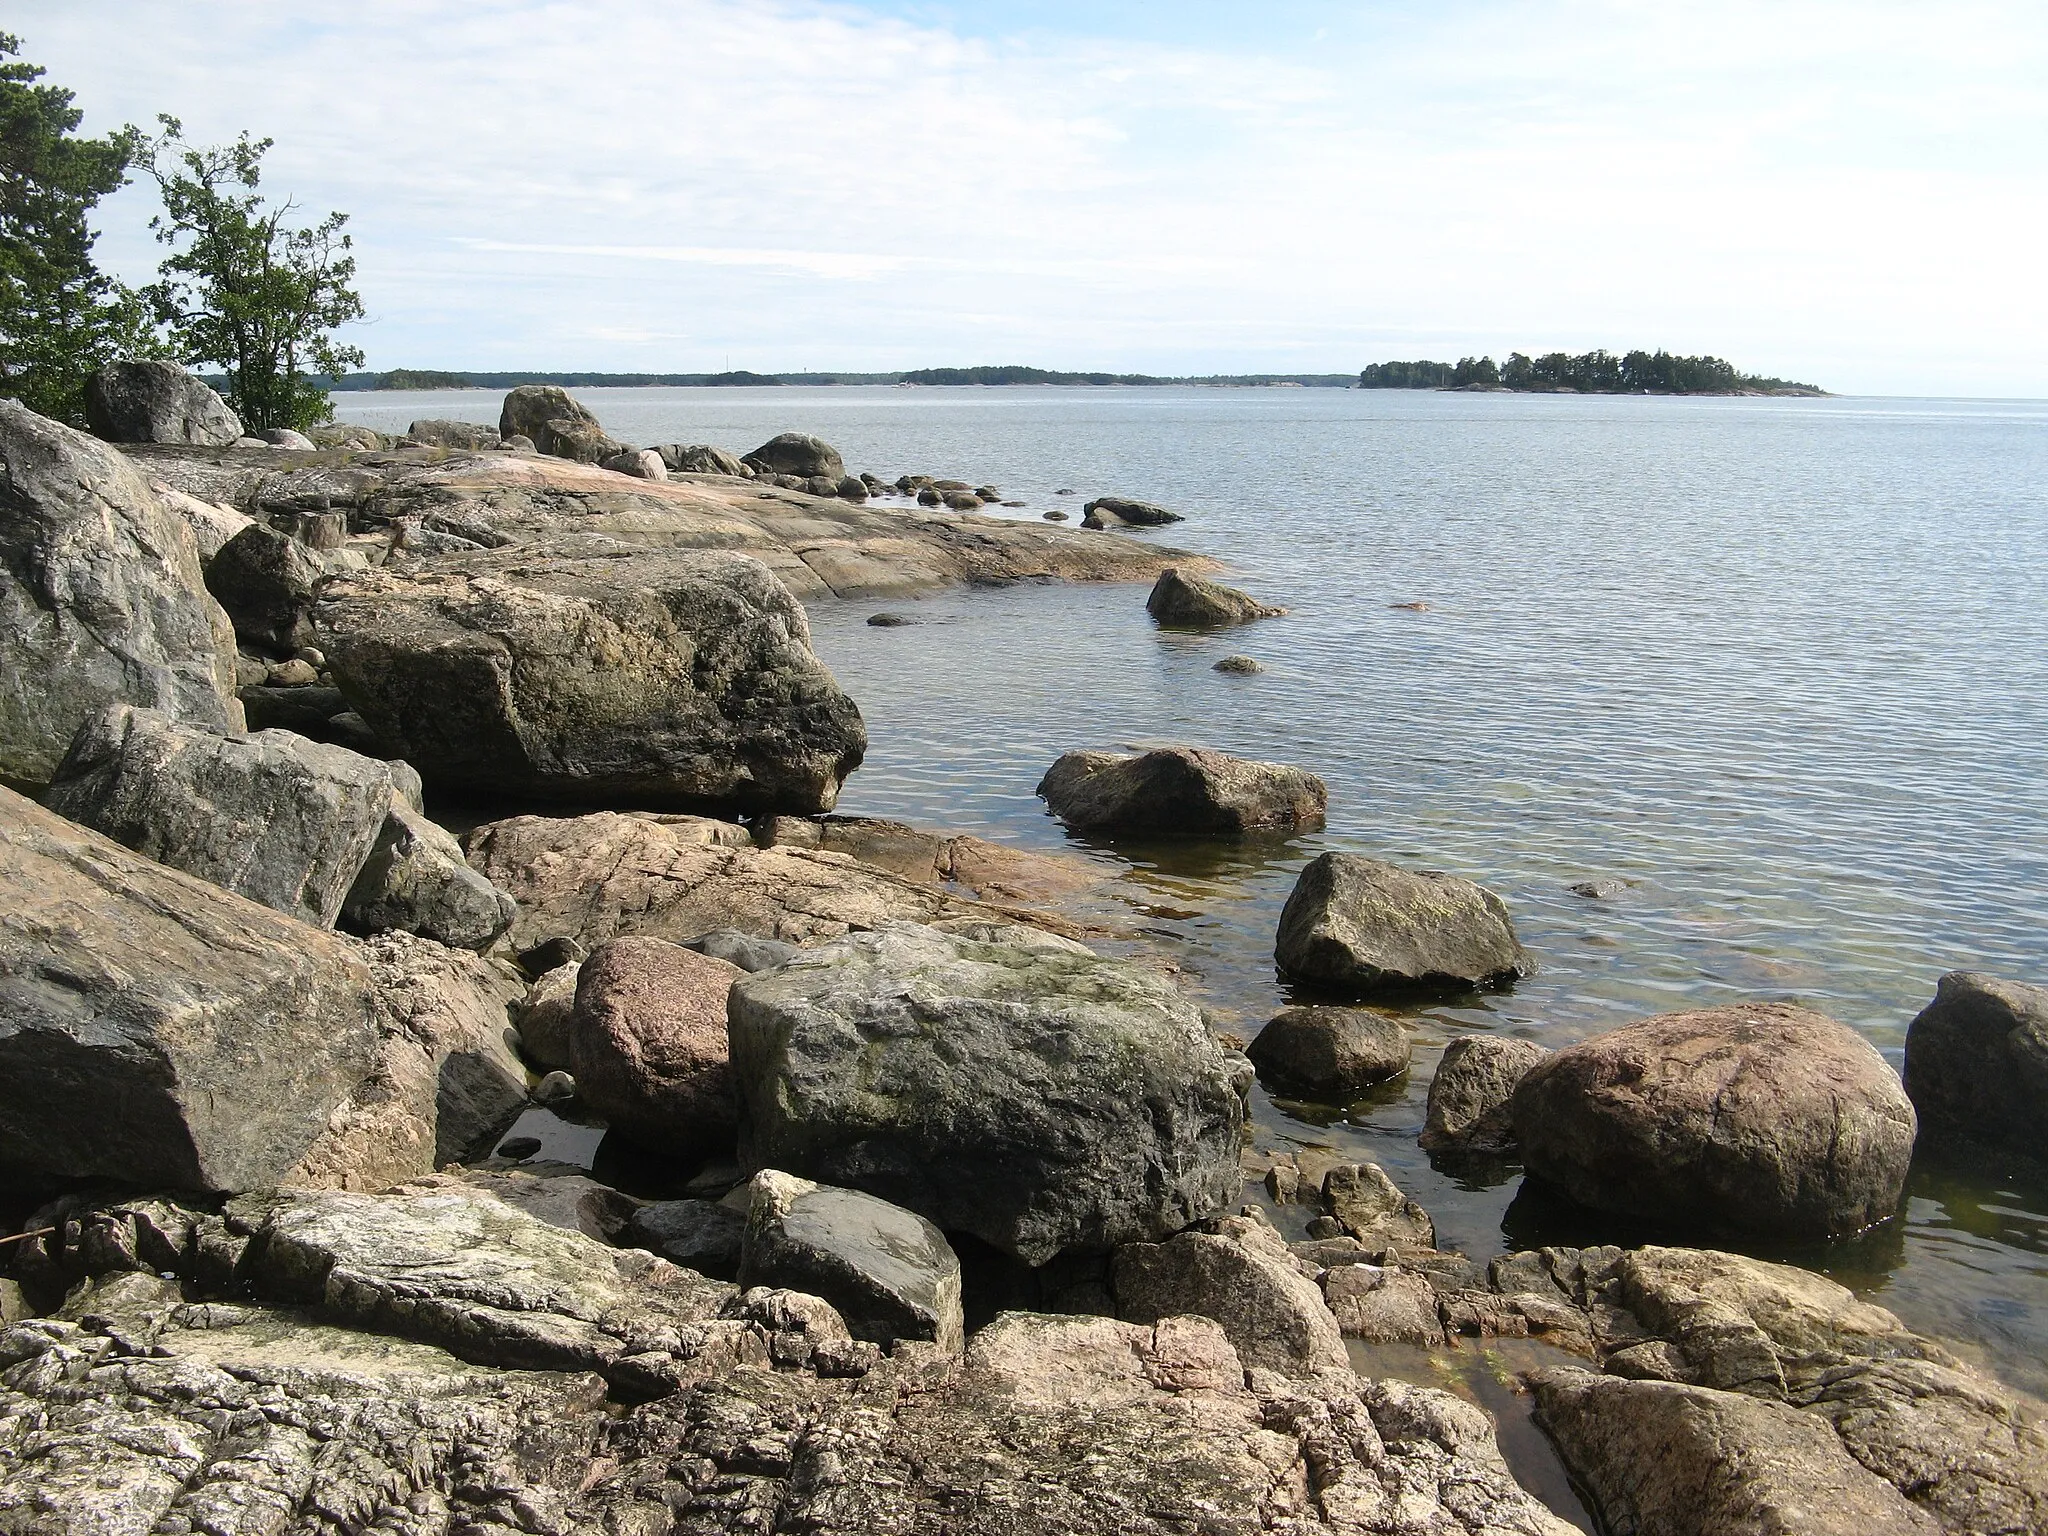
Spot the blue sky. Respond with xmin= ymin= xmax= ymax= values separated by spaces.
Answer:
xmin=17 ymin=0 xmax=2048 ymax=393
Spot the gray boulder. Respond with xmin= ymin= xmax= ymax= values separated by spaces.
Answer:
xmin=739 ymin=1169 xmax=965 ymax=1353
xmin=727 ymin=922 xmax=1246 ymax=1264
xmin=308 ymin=422 xmax=385 ymax=449
xmin=408 ymin=418 xmax=500 ymax=449
xmin=1246 ymin=1005 xmax=1410 ymax=1099
xmin=510 ymin=958 xmax=581 ymax=1070
xmin=1112 ymin=1214 xmax=1349 ymax=1376
xmin=1902 ymin=971 xmax=2048 ymax=1163
xmin=83 ymin=360 xmax=243 ymax=446
xmin=204 ymin=520 xmax=329 ymax=654
xmin=538 ymin=417 xmax=631 ymax=463
xmin=1038 ymin=745 xmax=1327 ymax=835
xmin=628 ymin=1198 xmax=745 ymax=1279
xmin=1319 ymin=1160 xmax=1436 ymax=1248
xmin=602 ymin=447 xmax=668 ymax=481
xmin=0 ymin=785 xmax=381 ymax=1191
xmin=658 ymin=442 xmax=752 ymax=477
xmin=1420 ymin=1035 xmax=1549 ymax=1155
xmin=0 ymin=400 xmax=242 ymax=788
xmin=314 ymin=541 xmax=867 ymax=813
xmin=1082 ymin=495 xmax=1183 ymax=527
xmin=1275 ymin=853 xmax=1533 ymax=994
xmin=686 ymin=927 xmax=800 ymax=972
xmin=258 ymin=426 xmax=317 ymax=450
xmin=498 ymin=384 xmax=598 ymax=445
xmin=1512 ymin=1003 xmax=1917 ymax=1239
xmin=1145 ymin=567 xmax=1284 ymax=627
xmin=746 ymin=432 xmax=845 ymax=480
xmin=44 ymin=704 xmax=396 ymax=928
xmin=341 ymin=800 xmax=518 ymax=951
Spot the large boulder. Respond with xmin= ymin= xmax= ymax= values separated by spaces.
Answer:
xmin=1420 ymin=1035 xmax=1549 ymax=1155
xmin=83 ymin=360 xmax=243 ymax=446
xmin=658 ymin=443 xmax=751 ymax=477
xmin=0 ymin=785 xmax=381 ymax=1192
xmin=0 ymin=400 xmax=242 ymax=788
xmin=1902 ymin=970 xmax=2048 ymax=1163
xmin=43 ymin=704 xmax=395 ymax=928
xmin=1144 ymin=567 xmax=1283 ymax=627
xmin=498 ymin=384 xmax=599 ymax=446
xmin=1111 ymin=1215 xmax=1349 ymax=1376
xmin=204 ymin=520 xmax=330 ymax=654
xmin=746 ymin=432 xmax=845 ymax=481
xmin=727 ymin=922 xmax=1247 ymax=1264
xmin=340 ymin=799 xmax=518 ymax=952
xmin=567 ymin=936 xmax=746 ymax=1160
xmin=1246 ymin=1005 xmax=1410 ymax=1099
xmin=1512 ymin=1003 xmax=1917 ymax=1239
xmin=314 ymin=542 xmax=867 ymax=813
xmin=1038 ymin=745 xmax=1327 ymax=835
xmin=739 ymin=1169 xmax=965 ymax=1353
xmin=1275 ymin=852 xmax=1533 ymax=994
xmin=1083 ymin=495 xmax=1183 ymax=527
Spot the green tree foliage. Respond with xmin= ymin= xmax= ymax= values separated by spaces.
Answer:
xmin=0 ymin=34 xmax=157 ymax=425
xmin=1365 ymin=349 xmax=1819 ymax=394
xmin=144 ymin=117 xmax=363 ymax=431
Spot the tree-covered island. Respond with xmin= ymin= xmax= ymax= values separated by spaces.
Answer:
xmin=1359 ymin=349 xmax=1824 ymax=394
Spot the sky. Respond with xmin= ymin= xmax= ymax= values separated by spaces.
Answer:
xmin=16 ymin=0 xmax=2048 ymax=394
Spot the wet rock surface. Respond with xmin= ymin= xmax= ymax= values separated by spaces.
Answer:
xmin=1276 ymin=852 xmax=1535 ymax=995
xmin=1248 ymin=1005 xmax=1411 ymax=1099
xmin=1421 ymin=1035 xmax=1551 ymax=1156
xmin=1039 ymin=744 xmax=1328 ymax=834
xmin=1903 ymin=970 xmax=2048 ymax=1164
xmin=1146 ymin=565 xmax=1285 ymax=626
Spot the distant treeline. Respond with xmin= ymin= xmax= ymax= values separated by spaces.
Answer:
xmin=1358 ymin=351 xmax=1824 ymax=395
xmin=325 ymin=365 xmax=1359 ymax=390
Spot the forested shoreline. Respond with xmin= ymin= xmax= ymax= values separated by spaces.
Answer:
xmin=1360 ymin=350 xmax=1825 ymax=394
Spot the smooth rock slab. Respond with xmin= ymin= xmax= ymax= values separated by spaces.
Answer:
xmin=1512 ymin=1003 xmax=1917 ymax=1240
xmin=1038 ymin=744 xmax=1327 ymax=834
xmin=1275 ymin=852 xmax=1534 ymax=995
xmin=728 ymin=922 xmax=1247 ymax=1264
xmin=739 ymin=1169 xmax=965 ymax=1352
xmin=0 ymin=785 xmax=381 ymax=1191
xmin=1902 ymin=970 xmax=2048 ymax=1163
xmin=45 ymin=703 xmax=395 ymax=927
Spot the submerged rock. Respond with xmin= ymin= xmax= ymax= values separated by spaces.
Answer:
xmin=1512 ymin=1003 xmax=1917 ymax=1239
xmin=1275 ymin=852 xmax=1534 ymax=995
xmin=1038 ymin=745 xmax=1327 ymax=834
xmin=1902 ymin=970 xmax=2048 ymax=1163
xmin=1247 ymin=1005 xmax=1411 ymax=1099
xmin=727 ymin=922 xmax=1246 ymax=1264
xmin=83 ymin=359 xmax=243 ymax=446
xmin=1145 ymin=566 xmax=1285 ymax=627
xmin=1420 ymin=1035 xmax=1551 ymax=1156
xmin=0 ymin=400 xmax=242 ymax=787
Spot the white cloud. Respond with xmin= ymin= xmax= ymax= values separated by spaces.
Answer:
xmin=14 ymin=0 xmax=2048 ymax=391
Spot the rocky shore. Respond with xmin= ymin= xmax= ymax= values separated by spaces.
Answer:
xmin=1 ymin=366 xmax=2044 ymax=1535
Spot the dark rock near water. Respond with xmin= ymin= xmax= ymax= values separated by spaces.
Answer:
xmin=1214 ymin=653 xmax=1263 ymax=673
xmin=1083 ymin=495 xmax=1184 ymax=527
xmin=1903 ymin=970 xmax=2048 ymax=1164
xmin=1248 ymin=1005 xmax=1410 ymax=1098
xmin=727 ymin=921 xmax=1246 ymax=1264
xmin=1275 ymin=852 xmax=1533 ymax=995
xmin=867 ymin=611 xmax=917 ymax=626
xmin=83 ymin=360 xmax=243 ymax=446
xmin=0 ymin=400 xmax=243 ymax=788
xmin=658 ymin=442 xmax=751 ymax=477
xmin=498 ymin=383 xmax=598 ymax=446
xmin=1512 ymin=1003 xmax=1917 ymax=1239
xmin=1038 ymin=745 xmax=1327 ymax=835
xmin=1421 ymin=1035 xmax=1549 ymax=1156
xmin=747 ymin=432 xmax=846 ymax=481
xmin=539 ymin=417 xmax=631 ymax=463
xmin=1319 ymin=1160 xmax=1437 ymax=1248
xmin=1146 ymin=566 xmax=1284 ymax=627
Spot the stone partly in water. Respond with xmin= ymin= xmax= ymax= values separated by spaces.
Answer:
xmin=1512 ymin=1003 xmax=1918 ymax=1239
xmin=746 ymin=431 xmax=846 ymax=481
xmin=738 ymin=1169 xmax=965 ymax=1353
xmin=727 ymin=922 xmax=1247 ymax=1264
xmin=1419 ymin=1035 xmax=1550 ymax=1156
xmin=1145 ymin=566 xmax=1285 ymax=627
xmin=83 ymin=359 xmax=243 ymax=446
xmin=44 ymin=704 xmax=397 ymax=929
xmin=1902 ymin=970 xmax=2048 ymax=1164
xmin=1214 ymin=653 xmax=1263 ymax=673
xmin=315 ymin=541 xmax=867 ymax=813
xmin=0 ymin=785 xmax=381 ymax=1192
xmin=567 ymin=936 xmax=746 ymax=1161
xmin=1038 ymin=745 xmax=1327 ymax=835
xmin=0 ymin=399 xmax=242 ymax=788
xmin=1275 ymin=852 xmax=1534 ymax=995
xmin=1318 ymin=1161 xmax=1438 ymax=1249
xmin=1083 ymin=495 xmax=1184 ymax=527
xmin=1247 ymin=1005 xmax=1411 ymax=1099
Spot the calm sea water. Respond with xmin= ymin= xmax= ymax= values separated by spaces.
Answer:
xmin=340 ymin=386 xmax=2048 ymax=1392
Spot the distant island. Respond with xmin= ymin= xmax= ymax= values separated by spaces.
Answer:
xmin=324 ymin=365 xmax=1361 ymax=390
xmin=1358 ymin=350 xmax=1825 ymax=395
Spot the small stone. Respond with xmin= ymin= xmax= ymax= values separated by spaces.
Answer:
xmin=534 ymin=1070 xmax=575 ymax=1103
xmin=1213 ymin=655 xmax=1263 ymax=673
xmin=867 ymin=612 xmax=917 ymax=627
xmin=1042 ymin=509 xmax=1070 ymax=521
xmin=497 ymin=1136 xmax=542 ymax=1161
xmin=1321 ymin=1162 xmax=1435 ymax=1249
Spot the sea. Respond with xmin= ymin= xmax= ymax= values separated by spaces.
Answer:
xmin=336 ymin=385 xmax=2048 ymax=1415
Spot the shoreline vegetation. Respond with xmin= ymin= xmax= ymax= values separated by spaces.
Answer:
xmin=1360 ymin=349 xmax=1827 ymax=396
xmin=327 ymin=365 xmax=1362 ymax=390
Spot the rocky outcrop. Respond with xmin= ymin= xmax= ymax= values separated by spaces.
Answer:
xmin=498 ymin=383 xmax=599 ymax=446
xmin=0 ymin=785 xmax=381 ymax=1192
xmin=1902 ymin=970 xmax=2048 ymax=1163
xmin=727 ymin=922 xmax=1247 ymax=1264
xmin=83 ymin=360 xmax=243 ymax=446
xmin=340 ymin=798 xmax=518 ymax=952
xmin=1083 ymin=495 xmax=1184 ymax=527
xmin=1038 ymin=745 xmax=1328 ymax=834
xmin=1420 ymin=1035 xmax=1550 ymax=1156
xmin=0 ymin=400 xmax=242 ymax=788
xmin=1512 ymin=1003 xmax=1917 ymax=1239
xmin=315 ymin=540 xmax=867 ymax=813
xmin=1275 ymin=853 xmax=1534 ymax=994
xmin=44 ymin=704 xmax=396 ymax=928
xmin=567 ymin=936 xmax=746 ymax=1160
xmin=747 ymin=431 xmax=845 ymax=481
xmin=1146 ymin=566 xmax=1285 ymax=626
xmin=1247 ymin=1005 xmax=1410 ymax=1099
xmin=739 ymin=1169 xmax=965 ymax=1353
xmin=1112 ymin=1214 xmax=1350 ymax=1376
